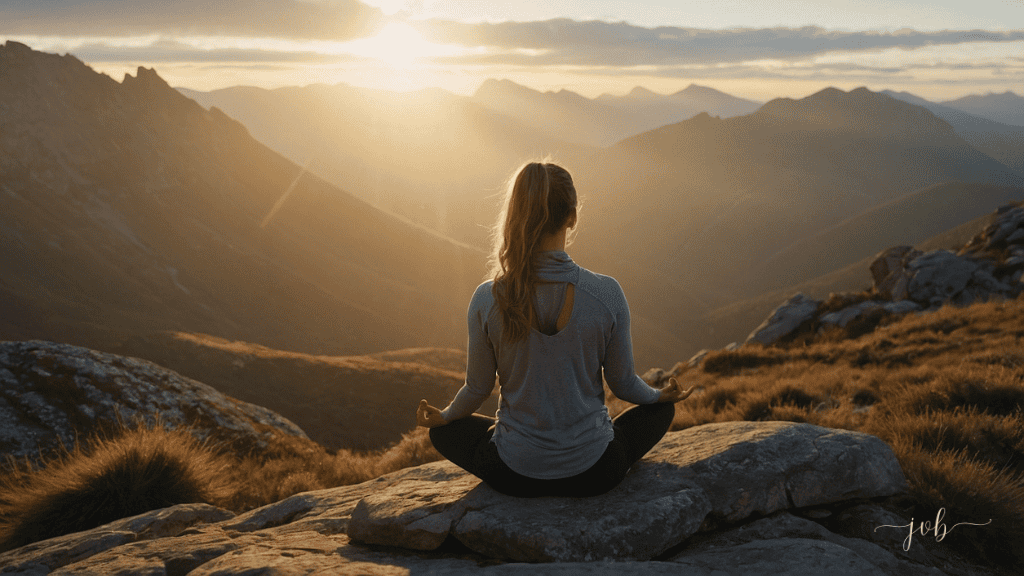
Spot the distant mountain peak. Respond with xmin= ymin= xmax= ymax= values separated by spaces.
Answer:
xmin=754 ymin=86 xmax=956 ymax=139
xmin=473 ymin=78 xmax=539 ymax=99
xmin=627 ymin=86 xmax=659 ymax=99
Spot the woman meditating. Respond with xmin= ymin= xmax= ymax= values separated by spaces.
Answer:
xmin=416 ymin=162 xmax=693 ymax=498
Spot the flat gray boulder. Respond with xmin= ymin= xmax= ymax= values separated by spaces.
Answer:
xmin=347 ymin=421 xmax=907 ymax=561
xmin=2 ymin=422 xmax=969 ymax=574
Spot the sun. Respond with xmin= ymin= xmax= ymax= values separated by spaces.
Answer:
xmin=343 ymin=22 xmax=440 ymax=66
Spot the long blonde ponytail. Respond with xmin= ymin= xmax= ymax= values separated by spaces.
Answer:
xmin=491 ymin=162 xmax=577 ymax=343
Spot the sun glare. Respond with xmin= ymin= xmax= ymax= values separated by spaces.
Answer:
xmin=342 ymin=22 xmax=441 ymax=66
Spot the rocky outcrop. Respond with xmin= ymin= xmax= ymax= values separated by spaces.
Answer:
xmin=741 ymin=203 xmax=1024 ymax=347
xmin=744 ymin=293 xmax=821 ymax=345
xmin=349 ymin=421 xmax=906 ymax=562
xmin=0 ymin=421 xmax=954 ymax=575
xmin=0 ymin=341 xmax=309 ymax=460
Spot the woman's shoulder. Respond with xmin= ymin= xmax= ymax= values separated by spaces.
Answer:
xmin=469 ymin=280 xmax=497 ymax=312
xmin=575 ymin=267 xmax=627 ymax=313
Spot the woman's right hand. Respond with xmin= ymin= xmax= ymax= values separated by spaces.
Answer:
xmin=417 ymin=399 xmax=448 ymax=428
xmin=658 ymin=377 xmax=695 ymax=403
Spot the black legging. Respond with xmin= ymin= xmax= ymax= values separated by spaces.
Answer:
xmin=429 ymin=402 xmax=675 ymax=498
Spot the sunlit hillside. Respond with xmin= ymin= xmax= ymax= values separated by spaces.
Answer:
xmin=117 ymin=331 xmax=492 ymax=451
xmin=0 ymin=42 xmax=486 ymax=359
xmin=180 ymin=83 xmax=593 ymax=248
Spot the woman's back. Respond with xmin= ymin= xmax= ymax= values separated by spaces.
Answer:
xmin=447 ymin=251 xmax=661 ymax=479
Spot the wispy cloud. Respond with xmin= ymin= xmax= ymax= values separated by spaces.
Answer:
xmin=417 ymin=19 xmax=1024 ymax=66
xmin=0 ymin=0 xmax=384 ymax=41
xmin=66 ymin=39 xmax=365 ymax=64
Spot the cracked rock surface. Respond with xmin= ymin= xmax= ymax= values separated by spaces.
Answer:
xmin=4 ymin=422 xmax=980 ymax=575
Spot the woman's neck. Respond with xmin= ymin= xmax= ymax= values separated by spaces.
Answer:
xmin=537 ymin=228 xmax=568 ymax=252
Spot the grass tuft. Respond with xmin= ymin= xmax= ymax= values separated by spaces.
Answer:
xmin=0 ymin=425 xmax=233 ymax=552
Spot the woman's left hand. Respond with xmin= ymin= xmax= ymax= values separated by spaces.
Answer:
xmin=657 ymin=377 xmax=696 ymax=403
xmin=417 ymin=399 xmax=448 ymax=428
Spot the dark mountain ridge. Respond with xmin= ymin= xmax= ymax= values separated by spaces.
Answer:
xmin=0 ymin=41 xmax=484 ymax=358
xmin=570 ymin=86 xmax=1024 ymax=358
xmin=882 ymin=89 xmax=1024 ymax=174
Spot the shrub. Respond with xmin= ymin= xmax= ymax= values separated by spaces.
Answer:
xmin=0 ymin=425 xmax=233 ymax=552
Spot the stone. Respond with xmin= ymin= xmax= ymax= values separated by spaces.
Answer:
xmin=452 ymin=483 xmax=710 ymax=562
xmin=347 ymin=421 xmax=906 ymax=562
xmin=820 ymin=301 xmax=883 ymax=328
xmin=0 ymin=341 xmax=309 ymax=461
xmin=1004 ymin=256 xmax=1024 ymax=268
xmin=675 ymin=512 xmax=942 ymax=575
xmin=870 ymin=246 xmax=916 ymax=287
xmin=1006 ymin=229 xmax=1024 ymax=245
xmin=745 ymin=293 xmax=821 ymax=346
xmin=882 ymin=300 xmax=922 ymax=315
xmin=970 ymin=266 xmax=1011 ymax=294
xmin=687 ymin=349 xmax=711 ymax=368
xmin=349 ymin=466 xmax=481 ymax=550
xmin=906 ymin=251 xmax=979 ymax=305
xmin=872 ymin=246 xmax=922 ymax=301
xmin=983 ymin=219 xmax=1019 ymax=248
xmin=671 ymin=538 xmax=892 ymax=575
xmin=0 ymin=503 xmax=235 ymax=574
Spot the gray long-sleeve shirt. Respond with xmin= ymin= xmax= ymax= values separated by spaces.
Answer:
xmin=440 ymin=250 xmax=661 ymax=479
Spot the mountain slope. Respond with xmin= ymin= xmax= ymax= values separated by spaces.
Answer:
xmin=0 ymin=41 xmax=485 ymax=357
xmin=116 ymin=332 xmax=483 ymax=451
xmin=883 ymin=90 xmax=1024 ymax=174
xmin=753 ymin=182 xmax=1024 ymax=288
xmin=180 ymin=83 xmax=592 ymax=248
xmin=575 ymin=87 xmax=1022 ymax=298
xmin=566 ymin=87 xmax=1023 ymax=360
xmin=941 ymin=91 xmax=1024 ymax=127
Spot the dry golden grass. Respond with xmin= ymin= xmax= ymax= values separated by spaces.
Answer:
xmin=656 ymin=296 xmax=1024 ymax=567
xmin=0 ymin=426 xmax=235 ymax=552
xmin=222 ymin=427 xmax=441 ymax=511
xmin=0 ymin=424 xmax=441 ymax=551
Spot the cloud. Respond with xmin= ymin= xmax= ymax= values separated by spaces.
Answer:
xmin=67 ymin=39 xmax=363 ymax=64
xmin=0 ymin=0 xmax=384 ymax=41
xmin=566 ymin=59 xmax=1024 ymax=84
xmin=417 ymin=19 xmax=1024 ymax=66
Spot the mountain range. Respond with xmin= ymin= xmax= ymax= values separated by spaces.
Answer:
xmin=4 ymin=40 xmax=1024 ymax=372
xmin=0 ymin=41 xmax=484 ymax=360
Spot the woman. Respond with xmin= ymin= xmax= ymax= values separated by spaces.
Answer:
xmin=416 ymin=162 xmax=693 ymax=498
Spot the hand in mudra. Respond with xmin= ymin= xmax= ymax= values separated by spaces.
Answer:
xmin=658 ymin=377 xmax=696 ymax=403
xmin=417 ymin=399 xmax=448 ymax=428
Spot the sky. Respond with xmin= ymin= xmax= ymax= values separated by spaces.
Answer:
xmin=2 ymin=0 xmax=1023 ymax=101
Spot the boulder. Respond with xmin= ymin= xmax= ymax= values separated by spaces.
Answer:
xmin=0 ymin=341 xmax=309 ymax=460
xmin=2 ymin=422 xmax=969 ymax=575
xmin=687 ymin=349 xmax=711 ymax=368
xmin=347 ymin=421 xmax=906 ymax=562
xmin=745 ymin=293 xmax=821 ymax=346
xmin=906 ymin=251 xmax=979 ymax=305
xmin=820 ymin=301 xmax=883 ymax=328
xmin=871 ymin=246 xmax=922 ymax=301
